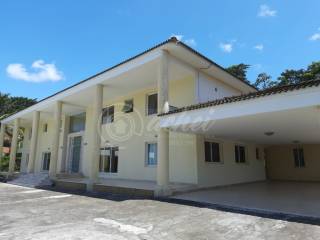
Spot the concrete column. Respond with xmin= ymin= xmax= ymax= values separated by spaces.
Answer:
xmin=157 ymin=50 xmax=169 ymax=114
xmin=49 ymin=101 xmax=62 ymax=178
xmin=157 ymin=128 xmax=169 ymax=186
xmin=0 ymin=123 xmax=6 ymax=158
xmin=156 ymin=50 xmax=170 ymax=196
xmin=8 ymin=118 xmax=20 ymax=175
xmin=27 ymin=111 xmax=40 ymax=173
xmin=87 ymin=84 xmax=103 ymax=191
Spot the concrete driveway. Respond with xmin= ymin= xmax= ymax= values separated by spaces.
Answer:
xmin=1 ymin=183 xmax=320 ymax=240
xmin=173 ymin=181 xmax=320 ymax=219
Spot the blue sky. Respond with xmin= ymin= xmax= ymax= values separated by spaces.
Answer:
xmin=0 ymin=0 xmax=319 ymax=100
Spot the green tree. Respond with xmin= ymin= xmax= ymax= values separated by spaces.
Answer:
xmin=277 ymin=61 xmax=320 ymax=86
xmin=254 ymin=73 xmax=276 ymax=90
xmin=0 ymin=93 xmax=36 ymax=121
xmin=277 ymin=69 xmax=305 ymax=86
xmin=226 ymin=64 xmax=250 ymax=83
xmin=0 ymin=93 xmax=36 ymax=146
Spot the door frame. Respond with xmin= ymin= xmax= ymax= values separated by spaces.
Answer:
xmin=66 ymin=131 xmax=84 ymax=174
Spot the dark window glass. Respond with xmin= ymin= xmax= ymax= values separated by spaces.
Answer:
xmin=293 ymin=148 xmax=305 ymax=168
xmin=43 ymin=123 xmax=48 ymax=132
xmin=122 ymin=99 xmax=134 ymax=113
xmin=256 ymin=148 xmax=260 ymax=160
xmin=235 ymin=145 xmax=246 ymax=163
xmin=99 ymin=147 xmax=118 ymax=173
xmin=42 ymin=152 xmax=51 ymax=171
xmin=111 ymin=147 xmax=118 ymax=173
xmin=205 ymin=141 xmax=220 ymax=162
xmin=146 ymin=143 xmax=157 ymax=165
xmin=204 ymin=142 xmax=211 ymax=162
xmin=102 ymin=106 xmax=114 ymax=124
xmin=70 ymin=113 xmax=86 ymax=133
xmin=147 ymin=94 xmax=158 ymax=115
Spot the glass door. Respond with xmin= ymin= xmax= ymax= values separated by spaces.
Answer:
xmin=67 ymin=133 xmax=83 ymax=173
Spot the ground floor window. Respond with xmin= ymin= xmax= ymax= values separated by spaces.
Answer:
xmin=99 ymin=147 xmax=119 ymax=173
xmin=42 ymin=152 xmax=51 ymax=171
xmin=256 ymin=148 xmax=260 ymax=160
xmin=204 ymin=141 xmax=221 ymax=163
xmin=293 ymin=147 xmax=305 ymax=168
xmin=235 ymin=145 xmax=246 ymax=163
xmin=146 ymin=142 xmax=157 ymax=166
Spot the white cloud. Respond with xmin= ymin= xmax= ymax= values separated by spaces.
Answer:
xmin=258 ymin=5 xmax=277 ymax=17
xmin=171 ymin=34 xmax=184 ymax=41
xmin=219 ymin=43 xmax=233 ymax=53
xmin=170 ymin=34 xmax=197 ymax=46
xmin=309 ymin=33 xmax=320 ymax=41
xmin=184 ymin=38 xmax=197 ymax=46
xmin=6 ymin=60 xmax=63 ymax=83
xmin=254 ymin=44 xmax=264 ymax=51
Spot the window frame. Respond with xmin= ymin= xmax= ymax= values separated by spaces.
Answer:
xmin=43 ymin=123 xmax=48 ymax=133
xmin=145 ymin=142 xmax=158 ymax=167
xmin=255 ymin=147 xmax=260 ymax=160
xmin=122 ymin=99 xmax=134 ymax=113
xmin=146 ymin=93 xmax=158 ymax=116
xmin=235 ymin=144 xmax=247 ymax=164
xmin=204 ymin=140 xmax=223 ymax=164
xmin=102 ymin=105 xmax=115 ymax=124
xmin=293 ymin=147 xmax=305 ymax=168
xmin=99 ymin=146 xmax=119 ymax=174
xmin=42 ymin=151 xmax=51 ymax=171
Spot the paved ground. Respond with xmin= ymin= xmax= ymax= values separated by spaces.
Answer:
xmin=1 ymin=183 xmax=320 ymax=240
xmin=174 ymin=181 xmax=320 ymax=218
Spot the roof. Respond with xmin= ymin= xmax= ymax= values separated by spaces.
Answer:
xmin=159 ymin=79 xmax=320 ymax=116
xmin=1 ymin=37 xmax=255 ymax=123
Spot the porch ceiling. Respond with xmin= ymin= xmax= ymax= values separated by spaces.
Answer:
xmin=6 ymin=56 xmax=192 ymax=126
xmin=161 ymin=86 xmax=320 ymax=145
xmin=168 ymin=107 xmax=320 ymax=144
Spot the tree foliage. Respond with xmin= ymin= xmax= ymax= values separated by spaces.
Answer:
xmin=226 ymin=61 xmax=320 ymax=90
xmin=225 ymin=64 xmax=250 ymax=83
xmin=277 ymin=61 xmax=320 ymax=86
xmin=254 ymin=73 xmax=276 ymax=90
xmin=0 ymin=93 xmax=37 ymax=121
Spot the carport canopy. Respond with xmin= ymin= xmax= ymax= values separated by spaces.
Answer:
xmin=160 ymin=80 xmax=320 ymax=145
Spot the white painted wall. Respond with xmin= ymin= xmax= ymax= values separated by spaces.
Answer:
xmin=196 ymin=72 xmax=240 ymax=103
xmin=196 ymin=135 xmax=266 ymax=187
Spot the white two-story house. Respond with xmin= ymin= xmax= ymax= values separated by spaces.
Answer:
xmin=1 ymin=37 xmax=320 ymax=197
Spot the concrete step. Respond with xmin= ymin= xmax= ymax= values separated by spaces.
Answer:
xmin=8 ymin=173 xmax=52 ymax=187
xmin=56 ymin=173 xmax=84 ymax=179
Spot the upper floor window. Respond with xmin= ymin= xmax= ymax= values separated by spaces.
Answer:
xmin=147 ymin=93 xmax=158 ymax=115
xmin=70 ymin=113 xmax=86 ymax=133
xmin=122 ymin=99 xmax=134 ymax=113
xmin=102 ymin=106 xmax=114 ymax=124
xmin=235 ymin=145 xmax=246 ymax=163
xmin=204 ymin=141 xmax=221 ymax=163
xmin=293 ymin=147 xmax=305 ymax=168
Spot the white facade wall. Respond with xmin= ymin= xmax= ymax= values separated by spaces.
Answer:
xmin=196 ymin=72 xmax=240 ymax=103
xmin=19 ymin=71 xmax=265 ymax=187
xmin=196 ymin=135 xmax=266 ymax=187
